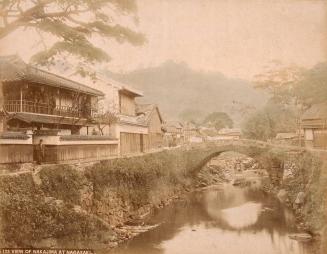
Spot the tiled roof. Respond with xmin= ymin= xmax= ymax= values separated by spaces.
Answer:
xmin=8 ymin=112 xmax=89 ymax=126
xmin=119 ymin=114 xmax=147 ymax=127
xmin=275 ymin=132 xmax=298 ymax=140
xmin=218 ymin=128 xmax=241 ymax=135
xmin=136 ymin=104 xmax=163 ymax=125
xmin=302 ymin=103 xmax=327 ymax=120
xmin=0 ymin=131 xmax=30 ymax=140
xmin=165 ymin=121 xmax=183 ymax=129
xmin=183 ymin=122 xmax=198 ymax=130
xmin=96 ymin=74 xmax=143 ymax=97
xmin=0 ymin=55 xmax=104 ymax=96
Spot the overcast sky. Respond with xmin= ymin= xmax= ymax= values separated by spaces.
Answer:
xmin=1 ymin=0 xmax=326 ymax=80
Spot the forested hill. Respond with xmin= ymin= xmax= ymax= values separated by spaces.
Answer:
xmin=104 ymin=61 xmax=267 ymax=124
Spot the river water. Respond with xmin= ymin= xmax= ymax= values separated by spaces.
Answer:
xmin=110 ymin=183 xmax=317 ymax=254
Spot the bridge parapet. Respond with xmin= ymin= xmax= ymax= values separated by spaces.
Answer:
xmin=180 ymin=138 xmax=327 ymax=173
xmin=186 ymin=138 xmax=327 ymax=155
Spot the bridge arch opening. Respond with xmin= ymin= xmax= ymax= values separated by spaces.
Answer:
xmin=190 ymin=143 xmax=286 ymax=187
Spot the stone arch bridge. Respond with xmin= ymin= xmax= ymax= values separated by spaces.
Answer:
xmin=179 ymin=139 xmax=326 ymax=184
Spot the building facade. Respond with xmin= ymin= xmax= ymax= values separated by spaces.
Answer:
xmin=0 ymin=55 xmax=118 ymax=163
xmin=98 ymin=77 xmax=148 ymax=155
xmin=0 ymin=56 xmax=165 ymax=163
xmin=301 ymin=103 xmax=327 ymax=149
xmin=136 ymin=104 xmax=164 ymax=151
xmin=98 ymin=77 xmax=165 ymax=155
xmin=183 ymin=122 xmax=202 ymax=143
xmin=164 ymin=121 xmax=184 ymax=147
xmin=0 ymin=56 xmax=103 ymax=133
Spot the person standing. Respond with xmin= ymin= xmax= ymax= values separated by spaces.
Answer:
xmin=36 ymin=139 xmax=45 ymax=164
xmin=49 ymin=94 xmax=56 ymax=114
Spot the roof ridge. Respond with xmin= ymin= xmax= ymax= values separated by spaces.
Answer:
xmin=26 ymin=64 xmax=103 ymax=95
xmin=0 ymin=55 xmax=104 ymax=96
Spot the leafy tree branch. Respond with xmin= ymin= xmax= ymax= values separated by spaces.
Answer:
xmin=0 ymin=0 xmax=146 ymax=76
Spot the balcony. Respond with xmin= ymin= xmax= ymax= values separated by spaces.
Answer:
xmin=4 ymin=100 xmax=93 ymax=118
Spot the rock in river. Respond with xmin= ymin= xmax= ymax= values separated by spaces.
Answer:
xmin=288 ymin=233 xmax=312 ymax=242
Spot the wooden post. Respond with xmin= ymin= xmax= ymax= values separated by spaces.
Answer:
xmin=58 ymin=89 xmax=61 ymax=116
xmin=20 ymin=86 xmax=23 ymax=112
xmin=298 ymin=119 xmax=302 ymax=147
xmin=140 ymin=134 xmax=144 ymax=153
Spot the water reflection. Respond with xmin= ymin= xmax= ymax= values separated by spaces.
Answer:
xmin=109 ymin=184 xmax=316 ymax=254
xmin=221 ymin=202 xmax=262 ymax=228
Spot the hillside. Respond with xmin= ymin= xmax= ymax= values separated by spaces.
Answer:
xmin=105 ymin=61 xmax=267 ymax=124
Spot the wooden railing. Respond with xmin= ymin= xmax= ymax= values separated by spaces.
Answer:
xmin=4 ymin=100 xmax=93 ymax=118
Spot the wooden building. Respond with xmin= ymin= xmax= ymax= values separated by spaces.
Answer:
xmin=183 ymin=122 xmax=202 ymax=143
xmin=0 ymin=55 xmax=103 ymax=133
xmin=136 ymin=104 xmax=164 ymax=151
xmin=301 ymin=103 xmax=327 ymax=149
xmin=273 ymin=132 xmax=299 ymax=146
xmin=163 ymin=121 xmax=184 ymax=147
xmin=99 ymin=79 xmax=149 ymax=156
xmin=99 ymin=76 xmax=165 ymax=155
xmin=0 ymin=55 xmax=118 ymax=163
xmin=217 ymin=128 xmax=241 ymax=140
xmin=116 ymin=87 xmax=148 ymax=155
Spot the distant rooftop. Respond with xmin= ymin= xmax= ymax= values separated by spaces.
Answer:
xmin=218 ymin=128 xmax=241 ymax=135
xmin=164 ymin=121 xmax=183 ymax=129
xmin=275 ymin=132 xmax=298 ymax=140
xmin=0 ymin=55 xmax=104 ymax=97
xmin=302 ymin=102 xmax=327 ymax=120
xmin=97 ymin=74 xmax=143 ymax=97
xmin=136 ymin=103 xmax=163 ymax=125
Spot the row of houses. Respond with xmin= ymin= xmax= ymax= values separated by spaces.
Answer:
xmin=0 ymin=55 xmax=165 ymax=164
xmin=267 ymin=103 xmax=327 ymax=149
xmin=0 ymin=55 xmax=325 ymax=164
xmin=165 ymin=104 xmax=327 ymax=151
xmin=301 ymin=103 xmax=327 ymax=149
xmin=163 ymin=121 xmax=200 ymax=146
xmin=164 ymin=121 xmax=241 ymax=146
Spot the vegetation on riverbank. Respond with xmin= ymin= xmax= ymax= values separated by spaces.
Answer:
xmin=261 ymin=150 xmax=327 ymax=254
xmin=0 ymin=147 xmax=216 ymax=248
xmin=0 ymin=145 xmax=325 ymax=252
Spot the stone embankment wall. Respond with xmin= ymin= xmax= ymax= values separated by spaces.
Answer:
xmin=0 ymin=143 xmax=326 ymax=252
xmin=0 ymin=147 xmax=212 ymax=249
xmin=262 ymin=150 xmax=327 ymax=253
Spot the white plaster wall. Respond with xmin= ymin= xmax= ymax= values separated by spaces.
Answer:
xmin=118 ymin=123 xmax=148 ymax=134
xmin=33 ymin=135 xmax=60 ymax=145
xmin=59 ymin=140 xmax=118 ymax=145
xmin=0 ymin=138 xmax=32 ymax=145
xmin=305 ymin=129 xmax=314 ymax=141
xmin=33 ymin=134 xmax=118 ymax=145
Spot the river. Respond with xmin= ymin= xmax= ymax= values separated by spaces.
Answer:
xmin=109 ymin=183 xmax=317 ymax=254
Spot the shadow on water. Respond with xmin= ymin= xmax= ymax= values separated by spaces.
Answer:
xmin=109 ymin=184 xmax=318 ymax=254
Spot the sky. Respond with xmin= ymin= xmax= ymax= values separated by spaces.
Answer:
xmin=0 ymin=0 xmax=326 ymax=80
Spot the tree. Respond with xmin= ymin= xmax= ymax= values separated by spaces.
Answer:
xmin=254 ymin=62 xmax=304 ymax=105
xmin=295 ymin=62 xmax=327 ymax=106
xmin=203 ymin=112 xmax=233 ymax=131
xmin=93 ymin=110 xmax=118 ymax=136
xmin=0 ymin=0 xmax=145 ymax=77
xmin=254 ymin=61 xmax=327 ymax=108
xmin=241 ymin=101 xmax=297 ymax=141
xmin=93 ymin=100 xmax=119 ymax=136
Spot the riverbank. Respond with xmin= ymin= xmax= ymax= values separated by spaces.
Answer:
xmin=0 ymin=147 xmax=214 ymax=249
xmin=0 ymin=146 xmax=325 ymax=253
xmin=260 ymin=151 xmax=327 ymax=253
xmin=109 ymin=182 xmax=315 ymax=254
xmin=197 ymin=150 xmax=326 ymax=253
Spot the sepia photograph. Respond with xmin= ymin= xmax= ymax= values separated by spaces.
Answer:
xmin=0 ymin=0 xmax=326 ymax=253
